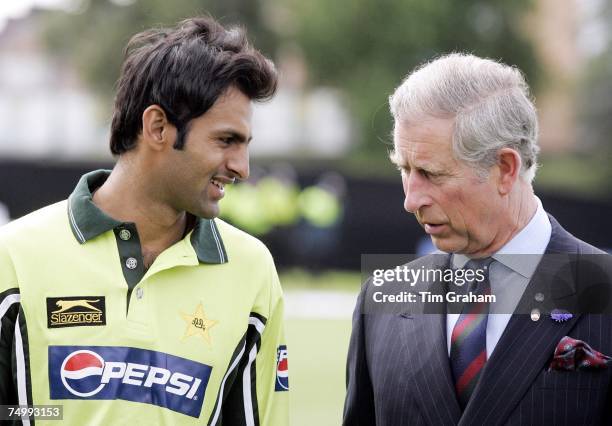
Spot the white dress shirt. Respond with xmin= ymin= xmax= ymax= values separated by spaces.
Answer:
xmin=446 ymin=197 xmax=552 ymax=358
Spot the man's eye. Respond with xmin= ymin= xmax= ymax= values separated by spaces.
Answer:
xmin=421 ymin=170 xmax=438 ymax=179
xmin=220 ymin=137 xmax=234 ymax=144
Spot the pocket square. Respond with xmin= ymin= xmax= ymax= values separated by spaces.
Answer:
xmin=548 ymin=336 xmax=611 ymax=371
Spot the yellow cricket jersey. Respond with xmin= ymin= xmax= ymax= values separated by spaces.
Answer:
xmin=0 ymin=170 xmax=289 ymax=425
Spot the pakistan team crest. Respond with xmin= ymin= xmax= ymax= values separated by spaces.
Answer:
xmin=180 ymin=302 xmax=218 ymax=346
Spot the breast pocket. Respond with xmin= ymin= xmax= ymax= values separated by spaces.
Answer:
xmin=518 ymin=369 xmax=612 ymax=425
xmin=537 ymin=369 xmax=610 ymax=390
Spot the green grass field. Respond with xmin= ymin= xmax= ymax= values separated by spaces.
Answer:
xmin=286 ymin=318 xmax=352 ymax=426
xmin=280 ymin=270 xmax=359 ymax=425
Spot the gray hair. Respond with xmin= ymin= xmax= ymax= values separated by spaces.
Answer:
xmin=389 ymin=53 xmax=539 ymax=183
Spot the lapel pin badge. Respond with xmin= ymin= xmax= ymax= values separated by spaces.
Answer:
xmin=550 ymin=309 xmax=573 ymax=323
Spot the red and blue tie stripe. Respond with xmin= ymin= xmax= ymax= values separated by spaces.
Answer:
xmin=450 ymin=258 xmax=494 ymax=410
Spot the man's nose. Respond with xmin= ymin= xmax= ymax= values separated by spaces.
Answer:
xmin=403 ymin=172 xmax=430 ymax=214
xmin=227 ymin=145 xmax=250 ymax=180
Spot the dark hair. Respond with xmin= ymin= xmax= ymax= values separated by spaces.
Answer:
xmin=109 ymin=16 xmax=278 ymax=155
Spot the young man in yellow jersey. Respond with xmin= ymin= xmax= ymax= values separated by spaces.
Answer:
xmin=0 ymin=16 xmax=288 ymax=425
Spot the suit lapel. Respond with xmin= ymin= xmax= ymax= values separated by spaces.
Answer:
xmin=408 ymin=313 xmax=463 ymax=426
xmin=401 ymin=254 xmax=462 ymax=426
xmin=459 ymin=215 xmax=581 ymax=425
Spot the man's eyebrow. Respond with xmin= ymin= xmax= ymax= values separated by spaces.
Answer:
xmin=389 ymin=149 xmax=413 ymax=169
xmin=388 ymin=149 xmax=447 ymax=175
xmin=388 ymin=149 xmax=403 ymax=165
xmin=216 ymin=129 xmax=252 ymax=143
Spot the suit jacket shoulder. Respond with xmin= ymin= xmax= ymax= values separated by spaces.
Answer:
xmin=546 ymin=214 xmax=606 ymax=255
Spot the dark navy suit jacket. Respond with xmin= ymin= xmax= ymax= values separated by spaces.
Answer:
xmin=344 ymin=216 xmax=612 ymax=425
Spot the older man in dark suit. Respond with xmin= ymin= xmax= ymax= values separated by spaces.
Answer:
xmin=344 ymin=53 xmax=612 ymax=425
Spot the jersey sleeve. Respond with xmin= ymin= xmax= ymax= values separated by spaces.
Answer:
xmin=216 ymin=249 xmax=289 ymax=426
xmin=0 ymin=240 xmax=20 ymax=405
xmin=254 ymin=261 xmax=288 ymax=425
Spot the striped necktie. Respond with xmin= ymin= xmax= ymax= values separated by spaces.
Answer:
xmin=449 ymin=257 xmax=494 ymax=410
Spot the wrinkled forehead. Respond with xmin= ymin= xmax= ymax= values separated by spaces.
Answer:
xmin=392 ymin=117 xmax=455 ymax=162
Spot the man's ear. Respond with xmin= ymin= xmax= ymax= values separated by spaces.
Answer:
xmin=141 ymin=105 xmax=176 ymax=151
xmin=496 ymin=148 xmax=522 ymax=195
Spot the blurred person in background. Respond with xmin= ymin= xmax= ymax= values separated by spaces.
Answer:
xmin=0 ymin=16 xmax=288 ymax=425
xmin=344 ymin=53 xmax=612 ymax=425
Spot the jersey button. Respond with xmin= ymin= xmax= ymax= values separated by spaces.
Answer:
xmin=119 ymin=229 xmax=132 ymax=241
xmin=136 ymin=287 xmax=144 ymax=299
xmin=126 ymin=257 xmax=138 ymax=269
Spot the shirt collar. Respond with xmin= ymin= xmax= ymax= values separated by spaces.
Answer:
xmin=67 ymin=169 xmax=228 ymax=264
xmin=452 ymin=196 xmax=551 ymax=278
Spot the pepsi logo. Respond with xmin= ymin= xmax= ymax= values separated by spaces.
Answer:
xmin=49 ymin=345 xmax=212 ymax=417
xmin=60 ymin=350 xmax=106 ymax=397
xmin=275 ymin=345 xmax=289 ymax=391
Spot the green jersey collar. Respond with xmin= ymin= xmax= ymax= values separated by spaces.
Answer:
xmin=68 ymin=170 xmax=121 ymax=243
xmin=67 ymin=169 xmax=228 ymax=264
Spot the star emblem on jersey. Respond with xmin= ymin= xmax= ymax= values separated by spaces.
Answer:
xmin=181 ymin=303 xmax=218 ymax=345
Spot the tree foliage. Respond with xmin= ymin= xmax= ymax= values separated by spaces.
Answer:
xmin=571 ymin=1 xmax=612 ymax=188
xmin=43 ymin=0 xmax=539 ymax=160
xmin=43 ymin=0 xmax=278 ymax=97
xmin=280 ymin=0 xmax=539 ymax=155
xmin=577 ymin=2 xmax=612 ymax=153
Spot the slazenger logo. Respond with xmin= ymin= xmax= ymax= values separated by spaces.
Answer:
xmin=46 ymin=296 xmax=106 ymax=328
xmin=49 ymin=346 xmax=212 ymax=418
xmin=55 ymin=300 xmax=101 ymax=313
